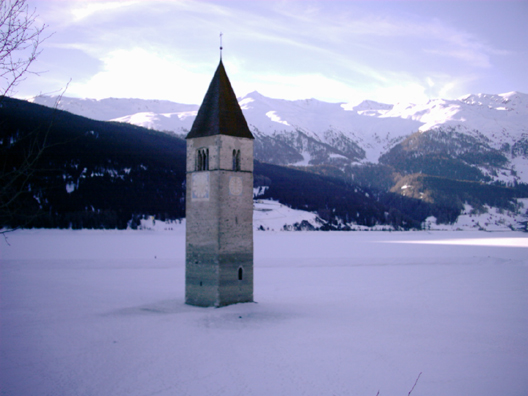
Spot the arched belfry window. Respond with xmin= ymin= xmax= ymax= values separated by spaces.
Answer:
xmin=196 ymin=148 xmax=209 ymax=171
xmin=232 ymin=149 xmax=241 ymax=171
xmin=196 ymin=150 xmax=202 ymax=171
xmin=238 ymin=267 xmax=243 ymax=281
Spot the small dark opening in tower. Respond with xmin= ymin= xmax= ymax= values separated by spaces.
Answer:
xmin=232 ymin=149 xmax=241 ymax=171
xmin=238 ymin=267 xmax=243 ymax=281
xmin=197 ymin=148 xmax=209 ymax=171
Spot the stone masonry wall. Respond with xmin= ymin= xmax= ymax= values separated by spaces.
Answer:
xmin=186 ymin=135 xmax=254 ymax=306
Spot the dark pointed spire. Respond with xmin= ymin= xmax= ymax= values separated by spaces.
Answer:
xmin=186 ymin=60 xmax=254 ymax=140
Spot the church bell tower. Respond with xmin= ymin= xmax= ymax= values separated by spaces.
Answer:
xmin=185 ymin=59 xmax=254 ymax=307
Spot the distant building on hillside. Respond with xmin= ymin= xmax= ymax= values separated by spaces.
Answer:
xmin=184 ymin=59 xmax=255 ymax=307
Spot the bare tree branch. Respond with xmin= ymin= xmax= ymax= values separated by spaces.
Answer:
xmin=373 ymin=371 xmax=422 ymax=396
xmin=0 ymin=81 xmax=70 ymax=233
xmin=408 ymin=372 xmax=422 ymax=396
xmin=1 ymin=0 xmax=50 ymax=97
xmin=0 ymin=0 xmax=54 ymax=236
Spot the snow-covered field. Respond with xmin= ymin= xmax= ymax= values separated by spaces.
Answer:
xmin=1 ymin=228 xmax=527 ymax=396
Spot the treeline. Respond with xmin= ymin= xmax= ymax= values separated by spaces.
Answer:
xmin=1 ymin=96 xmax=186 ymax=230
xmin=255 ymin=162 xmax=440 ymax=229
xmin=257 ymin=162 xmax=465 ymax=228
xmin=391 ymin=174 xmax=524 ymax=213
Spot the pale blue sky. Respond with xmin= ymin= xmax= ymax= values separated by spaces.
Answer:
xmin=16 ymin=0 xmax=528 ymax=105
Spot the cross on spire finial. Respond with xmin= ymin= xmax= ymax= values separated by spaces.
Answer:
xmin=220 ymin=32 xmax=223 ymax=60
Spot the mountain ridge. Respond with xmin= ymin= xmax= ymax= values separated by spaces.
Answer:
xmin=31 ymin=91 xmax=528 ymax=181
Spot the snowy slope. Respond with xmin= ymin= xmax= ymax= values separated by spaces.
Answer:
xmin=253 ymin=199 xmax=325 ymax=231
xmin=385 ymin=92 xmax=528 ymax=147
xmin=424 ymin=200 xmax=528 ymax=232
xmin=111 ymin=110 xmax=197 ymax=132
xmin=240 ymin=91 xmax=423 ymax=163
xmin=32 ymin=91 xmax=527 ymax=160
xmin=29 ymin=95 xmax=198 ymax=128
xmin=240 ymin=91 xmax=528 ymax=164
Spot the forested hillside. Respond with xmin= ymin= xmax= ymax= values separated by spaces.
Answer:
xmin=1 ymin=96 xmax=454 ymax=230
xmin=1 ymin=97 xmax=186 ymax=229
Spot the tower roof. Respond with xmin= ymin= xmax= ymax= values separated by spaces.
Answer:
xmin=186 ymin=60 xmax=254 ymax=140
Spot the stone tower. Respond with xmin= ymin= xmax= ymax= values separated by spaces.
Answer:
xmin=185 ymin=60 xmax=254 ymax=307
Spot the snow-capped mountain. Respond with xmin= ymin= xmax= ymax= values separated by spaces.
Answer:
xmin=29 ymin=96 xmax=198 ymax=123
xmin=31 ymin=91 xmax=528 ymax=183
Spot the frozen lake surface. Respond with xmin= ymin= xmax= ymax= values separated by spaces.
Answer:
xmin=1 ymin=229 xmax=527 ymax=395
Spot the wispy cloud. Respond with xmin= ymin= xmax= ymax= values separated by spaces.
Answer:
xmin=20 ymin=0 xmax=527 ymax=103
xmin=68 ymin=47 xmax=211 ymax=103
xmin=70 ymin=1 xmax=140 ymax=22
